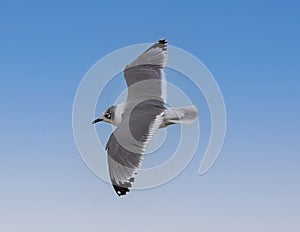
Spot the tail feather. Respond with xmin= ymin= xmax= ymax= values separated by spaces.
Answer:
xmin=164 ymin=105 xmax=198 ymax=125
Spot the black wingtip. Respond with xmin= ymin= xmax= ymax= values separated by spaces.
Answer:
xmin=158 ymin=39 xmax=167 ymax=44
xmin=113 ymin=185 xmax=130 ymax=197
xmin=157 ymin=39 xmax=167 ymax=51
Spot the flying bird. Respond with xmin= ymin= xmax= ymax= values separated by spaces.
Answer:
xmin=92 ymin=39 xmax=198 ymax=196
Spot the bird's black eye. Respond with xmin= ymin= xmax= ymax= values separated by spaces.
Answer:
xmin=105 ymin=112 xmax=111 ymax=119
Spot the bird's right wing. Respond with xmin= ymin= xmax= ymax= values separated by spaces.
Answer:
xmin=106 ymin=99 xmax=165 ymax=196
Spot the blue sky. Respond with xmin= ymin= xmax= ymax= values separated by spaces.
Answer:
xmin=1 ymin=0 xmax=300 ymax=231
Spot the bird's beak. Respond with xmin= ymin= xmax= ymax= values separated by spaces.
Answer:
xmin=92 ymin=118 xmax=103 ymax=124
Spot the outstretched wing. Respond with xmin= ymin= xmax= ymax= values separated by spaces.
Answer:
xmin=106 ymin=40 xmax=168 ymax=196
xmin=124 ymin=39 xmax=168 ymax=103
xmin=106 ymin=99 xmax=165 ymax=196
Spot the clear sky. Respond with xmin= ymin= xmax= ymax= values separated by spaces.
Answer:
xmin=1 ymin=0 xmax=300 ymax=231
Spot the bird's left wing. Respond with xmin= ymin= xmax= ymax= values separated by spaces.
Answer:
xmin=106 ymin=99 xmax=165 ymax=196
xmin=124 ymin=39 xmax=168 ymax=103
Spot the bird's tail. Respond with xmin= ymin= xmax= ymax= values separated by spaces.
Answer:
xmin=164 ymin=105 xmax=198 ymax=125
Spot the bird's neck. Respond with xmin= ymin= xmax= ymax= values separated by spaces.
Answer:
xmin=113 ymin=103 xmax=125 ymax=126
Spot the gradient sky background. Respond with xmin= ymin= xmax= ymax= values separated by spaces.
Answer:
xmin=1 ymin=1 xmax=300 ymax=231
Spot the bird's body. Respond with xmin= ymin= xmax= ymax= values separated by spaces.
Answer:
xmin=93 ymin=39 xmax=198 ymax=196
xmin=109 ymin=103 xmax=198 ymax=128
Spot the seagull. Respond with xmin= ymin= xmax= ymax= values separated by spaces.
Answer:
xmin=92 ymin=39 xmax=198 ymax=196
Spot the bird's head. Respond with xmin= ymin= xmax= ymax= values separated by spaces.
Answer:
xmin=92 ymin=106 xmax=115 ymax=125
